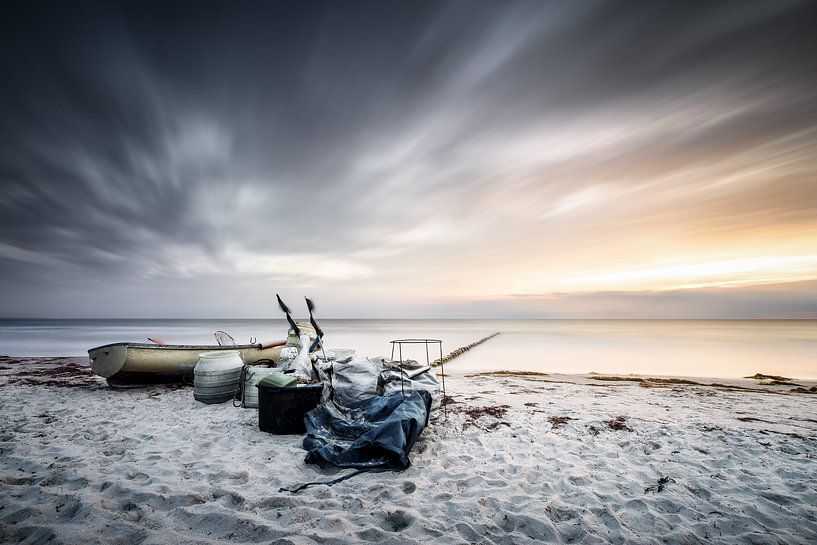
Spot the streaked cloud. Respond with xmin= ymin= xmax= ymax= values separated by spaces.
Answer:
xmin=0 ymin=0 xmax=815 ymax=318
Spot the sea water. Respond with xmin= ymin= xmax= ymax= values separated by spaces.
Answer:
xmin=0 ymin=319 xmax=815 ymax=380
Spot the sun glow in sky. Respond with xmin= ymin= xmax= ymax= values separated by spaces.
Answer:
xmin=1 ymin=1 xmax=816 ymax=318
xmin=563 ymin=255 xmax=817 ymax=291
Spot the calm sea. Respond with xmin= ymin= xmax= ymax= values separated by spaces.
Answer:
xmin=0 ymin=319 xmax=815 ymax=380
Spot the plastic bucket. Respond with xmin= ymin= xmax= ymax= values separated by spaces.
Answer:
xmin=241 ymin=367 xmax=281 ymax=409
xmin=257 ymin=383 xmax=323 ymax=434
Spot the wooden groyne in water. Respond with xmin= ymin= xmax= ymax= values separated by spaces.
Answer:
xmin=431 ymin=332 xmax=500 ymax=367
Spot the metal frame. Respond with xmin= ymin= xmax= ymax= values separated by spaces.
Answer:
xmin=390 ymin=338 xmax=446 ymax=416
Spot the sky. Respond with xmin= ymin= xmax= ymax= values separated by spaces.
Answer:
xmin=1 ymin=0 xmax=816 ymax=319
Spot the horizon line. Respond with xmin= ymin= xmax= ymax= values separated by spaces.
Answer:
xmin=1 ymin=317 xmax=815 ymax=321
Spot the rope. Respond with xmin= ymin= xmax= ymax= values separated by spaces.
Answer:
xmin=232 ymin=365 xmax=250 ymax=408
xmin=233 ymin=360 xmax=279 ymax=408
xmin=279 ymin=468 xmax=400 ymax=494
xmin=431 ymin=332 xmax=500 ymax=367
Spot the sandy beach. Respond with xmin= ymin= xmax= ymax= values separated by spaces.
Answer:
xmin=1 ymin=356 xmax=816 ymax=545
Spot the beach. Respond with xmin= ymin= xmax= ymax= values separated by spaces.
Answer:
xmin=1 ymin=356 xmax=816 ymax=545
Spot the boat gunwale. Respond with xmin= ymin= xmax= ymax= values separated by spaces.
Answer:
xmin=88 ymin=342 xmax=264 ymax=352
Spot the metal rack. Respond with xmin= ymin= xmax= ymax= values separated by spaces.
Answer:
xmin=389 ymin=338 xmax=446 ymax=416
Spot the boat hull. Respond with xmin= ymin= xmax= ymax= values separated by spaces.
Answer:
xmin=88 ymin=343 xmax=282 ymax=386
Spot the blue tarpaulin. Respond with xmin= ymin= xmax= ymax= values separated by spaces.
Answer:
xmin=303 ymin=391 xmax=432 ymax=469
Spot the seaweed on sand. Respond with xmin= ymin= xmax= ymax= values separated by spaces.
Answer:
xmin=645 ymin=476 xmax=675 ymax=493
xmin=591 ymin=376 xmax=700 ymax=385
xmin=6 ymin=361 xmax=103 ymax=388
xmin=759 ymin=429 xmax=807 ymax=440
xmin=0 ymin=356 xmax=23 ymax=364
xmin=588 ymin=376 xmax=644 ymax=382
xmin=605 ymin=416 xmax=633 ymax=432
xmin=590 ymin=375 xmax=807 ymax=395
xmin=736 ymin=416 xmax=777 ymax=424
xmin=464 ymin=405 xmax=510 ymax=420
xmin=548 ymin=416 xmax=574 ymax=429
xmin=790 ymin=386 xmax=817 ymax=394
xmin=456 ymin=404 xmax=511 ymax=430
xmin=485 ymin=421 xmax=511 ymax=431
xmin=468 ymin=370 xmax=550 ymax=378
xmin=744 ymin=373 xmax=793 ymax=381
xmin=13 ymin=363 xmax=90 ymax=378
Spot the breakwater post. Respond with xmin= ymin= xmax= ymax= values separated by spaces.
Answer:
xmin=431 ymin=332 xmax=500 ymax=367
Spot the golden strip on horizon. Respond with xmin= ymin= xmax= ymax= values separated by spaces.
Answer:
xmin=561 ymin=255 xmax=817 ymax=291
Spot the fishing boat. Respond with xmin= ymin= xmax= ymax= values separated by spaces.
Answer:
xmin=88 ymin=342 xmax=283 ymax=387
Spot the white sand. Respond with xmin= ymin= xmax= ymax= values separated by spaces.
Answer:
xmin=1 ymin=357 xmax=816 ymax=544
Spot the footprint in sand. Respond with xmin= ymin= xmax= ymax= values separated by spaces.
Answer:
xmin=254 ymin=496 xmax=301 ymax=510
xmin=377 ymin=509 xmax=416 ymax=532
xmin=125 ymin=471 xmax=151 ymax=482
xmin=207 ymin=470 xmax=249 ymax=485
xmin=56 ymin=499 xmax=85 ymax=521
xmin=9 ymin=526 xmax=57 ymax=544
xmin=2 ymin=506 xmax=34 ymax=524
xmin=225 ymin=470 xmax=249 ymax=485
xmin=39 ymin=470 xmax=89 ymax=491
xmin=211 ymin=488 xmax=246 ymax=509
xmin=120 ymin=501 xmax=144 ymax=522
xmin=1 ymin=474 xmax=38 ymax=486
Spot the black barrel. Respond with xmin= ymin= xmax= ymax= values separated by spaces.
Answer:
xmin=257 ymin=383 xmax=324 ymax=434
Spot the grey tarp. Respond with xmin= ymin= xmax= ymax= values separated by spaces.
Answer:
xmin=303 ymin=390 xmax=432 ymax=469
xmin=329 ymin=355 xmax=383 ymax=407
xmin=380 ymin=365 xmax=441 ymax=415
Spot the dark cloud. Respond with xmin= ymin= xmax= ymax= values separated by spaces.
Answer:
xmin=1 ymin=0 xmax=816 ymax=317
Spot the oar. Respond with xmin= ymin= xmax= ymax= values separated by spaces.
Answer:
xmin=305 ymin=296 xmax=327 ymax=360
xmin=276 ymin=294 xmax=300 ymax=337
